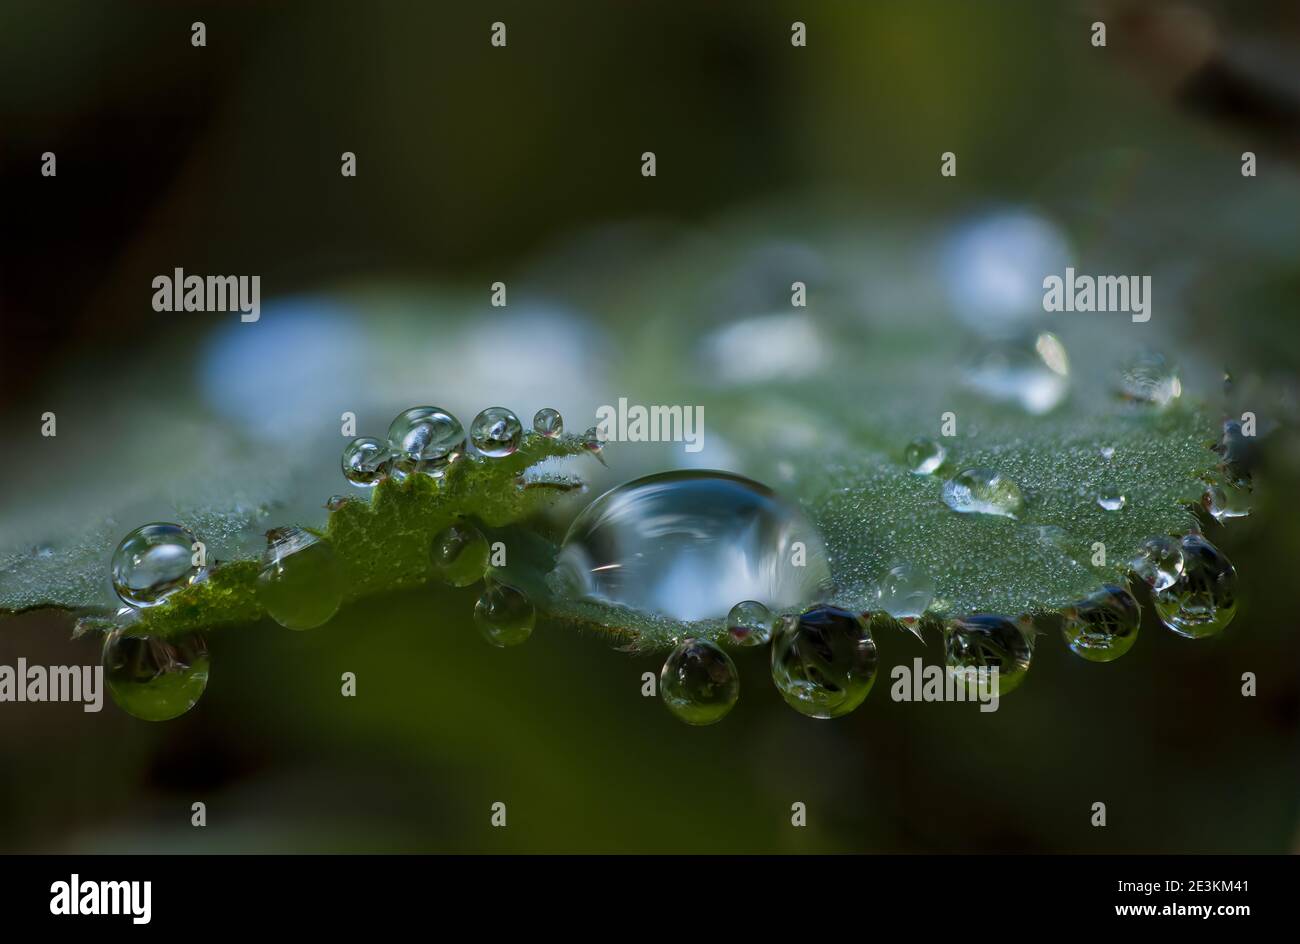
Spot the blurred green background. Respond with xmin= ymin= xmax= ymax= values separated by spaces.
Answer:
xmin=1 ymin=1 xmax=1297 ymax=852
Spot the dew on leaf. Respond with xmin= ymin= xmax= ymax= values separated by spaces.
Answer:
xmin=533 ymin=407 xmax=564 ymax=438
xmin=944 ymin=614 xmax=1033 ymax=696
xmin=770 ymin=605 xmax=878 ymax=719
xmin=111 ymin=523 xmax=205 ymax=608
xmin=387 ymin=406 xmax=464 ymax=471
xmin=904 ymin=436 xmax=946 ymax=475
xmin=341 ymin=436 xmax=389 ymax=487
xmin=1097 ymin=488 xmax=1127 ymax=511
xmin=726 ymin=599 xmax=775 ymax=647
xmin=941 ymin=468 xmax=1024 ymax=519
xmin=660 ymin=638 xmax=739 ymax=725
xmin=103 ymin=630 xmax=209 ymax=721
xmin=1061 ymin=584 xmax=1140 ymax=662
xmin=1203 ymin=481 xmax=1251 ymax=522
xmin=470 ymin=407 xmax=523 ymax=458
xmin=255 ymin=527 xmax=343 ymax=630
xmin=1128 ymin=535 xmax=1185 ymax=591
xmin=874 ymin=561 xmax=934 ymax=618
xmin=474 ymin=581 xmax=535 ymax=647
xmin=430 ymin=523 xmax=490 ymax=588
xmin=1153 ymin=534 xmax=1237 ymax=638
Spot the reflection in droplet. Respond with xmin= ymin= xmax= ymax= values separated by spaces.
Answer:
xmin=111 ymin=523 xmax=205 ymax=608
xmin=942 ymin=468 xmax=1024 ymax=519
xmin=256 ymin=528 xmax=343 ymax=630
xmin=1061 ymin=584 xmax=1140 ymax=662
xmin=944 ymin=615 xmax=1033 ymax=696
xmin=103 ymin=630 xmax=209 ymax=721
xmin=660 ymin=638 xmax=740 ymax=725
xmin=771 ymin=605 xmax=878 ymax=719
xmin=1153 ymin=534 xmax=1237 ymax=638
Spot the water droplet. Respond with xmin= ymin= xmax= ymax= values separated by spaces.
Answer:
xmin=1214 ymin=418 xmax=1255 ymax=487
xmin=726 ymin=600 xmax=776 ymax=647
xmin=474 ymin=582 xmax=535 ymax=647
xmin=1097 ymin=488 xmax=1127 ymax=511
xmin=325 ymin=495 xmax=352 ymax=511
xmin=430 ymin=523 xmax=489 ymax=587
xmin=1203 ymin=481 xmax=1251 ymax=522
xmin=941 ymin=468 xmax=1024 ymax=519
xmin=387 ymin=406 xmax=464 ymax=473
xmin=102 ymin=630 xmax=209 ymax=721
xmin=341 ymin=436 xmax=389 ymax=487
xmin=961 ymin=333 xmax=1070 ymax=415
xmin=1128 ymin=536 xmax=1184 ymax=591
xmin=553 ymin=470 xmax=831 ymax=622
xmin=771 ymin=605 xmax=878 ymax=719
xmin=1152 ymin=534 xmax=1237 ymax=638
xmin=581 ymin=425 xmax=606 ymax=464
xmin=904 ymin=437 xmax=946 ymax=475
xmin=111 ymin=523 xmax=205 ymax=608
xmin=1118 ymin=351 xmax=1181 ymax=407
xmin=470 ymin=407 xmax=523 ymax=458
xmin=1100 ymin=446 xmax=1115 ymax=460
xmin=533 ymin=407 xmax=564 ymax=438
xmin=944 ymin=615 xmax=1033 ymax=695
xmin=1061 ymin=585 xmax=1140 ymax=662
xmin=255 ymin=528 xmax=343 ymax=630
xmin=660 ymin=638 xmax=740 ymax=725
xmin=874 ymin=562 xmax=935 ymax=618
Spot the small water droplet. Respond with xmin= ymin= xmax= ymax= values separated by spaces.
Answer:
xmin=726 ymin=600 xmax=775 ymax=647
xmin=660 ymin=638 xmax=740 ymax=725
xmin=1118 ymin=351 xmax=1181 ymax=407
xmin=1153 ymin=534 xmax=1237 ymax=638
xmin=111 ymin=523 xmax=205 ymax=608
xmin=1203 ymin=481 xmax=1251 ymax=522
xmin=1061 ymin=584 xmax=1140 ymax=662
xmin=474 ymin=582 xmax=535 ymax=647
xmin=552 ymin=471 xmax=831 ymax=622
xmin=771 ymin=605 xmax=879 ymax=719
xmin=341 ymin=436 xmax=389 ymax=487
xmin=103 ymin=630 xmax=209 ymax=721
xmin=1128 ymin=535 xmax=1184 ymax=591
xmin=1100 ymin=446 xmax=1115 ymax=460
xmin=874 ymin=562 xmax=934 ymax=618
xmin=255 ymin=528 xmax=343 ymax=630
xmin=942 ymin=468 xmax=1024 ymax=519
xmin=430 ymin=523 xmax=489 ymax=587
xmin=387 ymin=406 xmax=465 ymax=472
xmin=325 ymin=495 xmax=352 ymax=511
xmin=470 ymin=407 xmax=523 ymax=458
xmin=1097 ymin=488 xmax=1127 ymax=511
xmin=904 ymin=437 xmax=946 ymax=475
xmin=944 ymin=615 xmax=1033 ymax=695
xmin=961 ymin=333 xmax=1071 ymax=415
xmin=533 ymin=407 xmax=564 ymax=438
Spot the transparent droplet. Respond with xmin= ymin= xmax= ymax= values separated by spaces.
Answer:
xmin=474 ymin=582 xmax=535 ymax=647
xmin=1203 ymin=481 xmax=1251 ymax=522
xmin=874 ymin=562 xmax=935 ymax=618
xmin=1118 ymin=351 xmax=1181 ymax=408
xmin=1214 ymin=418 xmax=1255 ymax=487
xmin=961 ymin=332 xmax=1071 ymax=415
xmin=944 ymin=615 xmax=1033 ymax=696
xmin=533 ymin=407 xmax=564 ymax=438
xmin=386 ymin=406 xmax=464 ymax=471
xmin=552 ymin=470 xmax=831 ymax=622
xmin=102 ymin=630 xmax=209 ymax=721
xmin=581 ymin=425 xmax=606 ymax=463
xmin=1061 ymin=584 xmax=1140 ymax=662
xmin=341 ymin=436 xmax=389 ymax=487
xmin=1153 ymin=534 xmax=1238 ymax=638
xmin=111 ymin=523 xmax=205 ymax=608
xmin=1097 ymin=488 xmax=1127 ymax=511
xmin=1128 ymin=535 xmax=1184 ymax=591
xmin=904 ymin=436 xmax=946 ymax=475
xmin=470 ymin=407 xmax=523 ymax=458
xmin=660 ymin=638 xmax=739 ymax=725
xmin=255 ymin=528 xmax=343 ymax=630
xmin=392 ymin=451 xmax=455 ymax=482
xmin=1100 ymin=446 xmax=1115 ymax=460
xmin=726 ymin=600 xmax=776 ymax=647
xmin=430 ymin=522 xmax=489 ymax=587
xmin=942 ymin=468 xmax=1024 ymax=519
xmin=771 ymin=605 xmax=879 ymax=719
xmin=325 ymin=495 xmax=352 ymax=512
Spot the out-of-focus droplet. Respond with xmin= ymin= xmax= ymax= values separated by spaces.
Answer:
xmin=942 ymin=468 xmax=1024 ymax=519
xmin=470 ymin=407 xmax=523 ymax=458
xmin=1153 ymin=534 xmax=1237 ymax=638
xmin=111 ymin=523 xmax=205 ymax=608
xmin=255 ymin=528 xmax=343 ymax=630
xmin=103 ymin=630 xmax=209 ymax=721
xmin=430 ymin=522 xmax=490 ymax=587
xmin=660 ymin=638 xmax=740 ymax=725
xmin=770 ymin=605 xmax=878 ymax=719
xmin=961 ymin=333 xmax=1071 ymax=415
xmin=1118 ymin=351 xmax=1181 ymax=407
xmin=473 ymin=582 xmax=535 ymax=647
xmin=1061 ymin=584 xmax=1140 ymax=662
xmin=1203 ymin=480 xmax=1251 ymax=522
xmin=726 ymin=600 xmax=775 ymax=647
xmin=904 ymin=436 xmax=946 ymax=475
xmin=341 ymin=436 xmax=389 ymax=487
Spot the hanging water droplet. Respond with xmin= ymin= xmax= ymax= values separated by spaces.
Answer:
xmin=874 ymin=562 xmax=935 ymax=618
xmin=255 ymin=528 xmax=344 ymax=630
xmin=1061 ymin=584 xmax=1140 ymax=662
xmin=102 ymin=630 xmax=209 ymax=721
xmin=944 ymin=615 xmax=1033 ymax=695
xmin=341 ymin=436 xmax=389 ymax=487
xmin=1203 ymin=481 xmax=1251 ymax=522
xmin=474 ymin=582 xmax=535 ymax=647
xmin=533 ymin=407 xmax=564 ymax=438
xmin=961 ymin=332 xmax=1071 ymax=415
xmin=430 ymin=522 xmax=489 ymax=587
xmin=1097 ymin=488 xmax=1127 ymax=511
xmin=111 ymin=523 xmax=205 ymax=608
xmin=470 ymin=407 xmax=523 ymax=458
xmin=1153 ymin=534 xmax=1237 ymax=638
xmin=726 ymin=600 xmax=776 ymax=647
xmin=1128 ymin=535 xmax=1184 ymax=591
xmin=581 ymin=425 xmax=607 ymax=464
xmin=1118 ymin=351 xmax=1181 ymax=408
xmin=386 ymin=406 xmax=464 ymax=474
xmin=904 ymin=436 xmax=946 ymax=475
xmin=941 ymin=468 xmax=1024 ymax=519
xmin=552 ymin=470 xmax=831 ymax=622
xmin=771 ymin=605 xmax=878 ymax=719
xmin=1214 ymin=418 xmax=1256 ymax=487
xmin=660 ymin=638 xmax=740 ymax=725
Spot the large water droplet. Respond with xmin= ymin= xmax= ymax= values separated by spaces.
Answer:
xmin=533 ymin=407 xmax=564 ymax=438
xmin=1128 ymin=535 xmax=1184 ymax=591
xmin=474 ymin=581 xmax=535 ymax=647
xmin=942 ymin=468 xmax=1024 ymax=519
xmin=470 ymin=407 xmax=523 ymax=458
xmin=1061 ymin=584 xmax=1140 ymax=662
xmin=1118 ymin=351 xmax=1181 ymax=407
xmin=660 ymin=638 xmax=740 ymax=725
xmin=771 ymin=605 xmax=878 ymax=719
xmin=255 ymin=528 xmax=343 ymax=630
xmin=944 ymin=615 xmax=1033 ymax=695
xmin=1153 ymin=534 xmax=1237 ymax=638
xmin=111 ymin=523 xmax=205 ymax=608
xmin=430 ymin=523 xmax=489 ymax=587
xmin=553 ymin=470 xmax=831 ymax=622
xmin=341 ymin=436 xmax=389 ymax=487
xmin=874 ymin=562 xmax=935 ymax=618
xmin=726 ymin=600 xmax=775 ymax=647
xmin=387 ymin=406 xmax=465 ymax=473
xmin=961 ymin=332 xmax=1070 ymax=415
xmin=103 ymin=630 xmax=209 ymax=721
xmin=904 ymin=436 xmax=946 ymax=475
